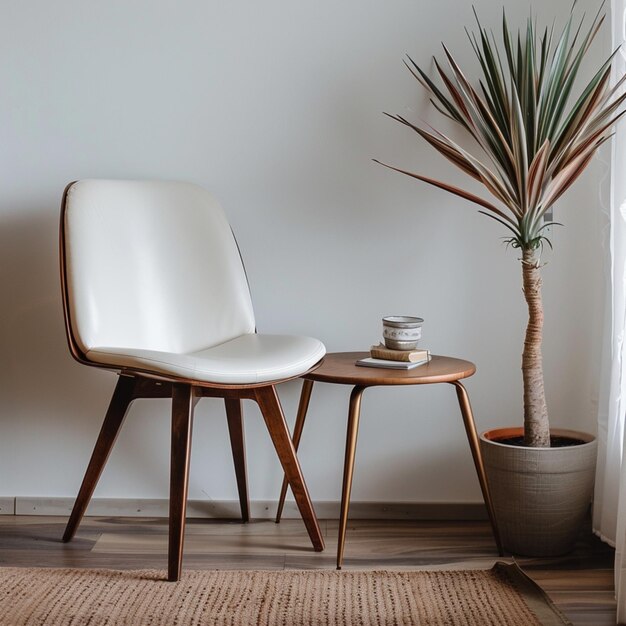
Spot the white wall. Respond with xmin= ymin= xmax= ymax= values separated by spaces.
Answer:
xmin=0 ymin=0 xmax=607 ymax=505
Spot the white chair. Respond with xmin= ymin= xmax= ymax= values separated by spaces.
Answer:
xmin=60 ymin=179 xmax=326 ymax=580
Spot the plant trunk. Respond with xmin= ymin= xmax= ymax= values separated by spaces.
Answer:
xmin=521 ymin=249 xmax=550 ymax=447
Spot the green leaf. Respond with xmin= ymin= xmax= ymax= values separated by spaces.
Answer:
xmin=384 ymin=4 xmax=624 ymax=252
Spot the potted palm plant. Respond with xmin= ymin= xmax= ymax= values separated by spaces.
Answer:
xmin=378 ymin=6 xmax=626 ymax=555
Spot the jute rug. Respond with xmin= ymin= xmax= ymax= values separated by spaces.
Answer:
xmin=0 ymin=563 xmax=569 ymax=625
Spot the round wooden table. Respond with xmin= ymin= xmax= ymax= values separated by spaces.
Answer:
xmin=275 ymin=352 xmax=503 ymax=568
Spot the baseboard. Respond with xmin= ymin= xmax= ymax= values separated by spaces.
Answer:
xmin=0 ymin=497 xmax=16 ymax=515
xmin=11 ymin=497 xmax=487 ymax=520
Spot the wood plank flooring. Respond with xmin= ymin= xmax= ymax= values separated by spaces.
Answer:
xmin=0 ymin=515 xmax=616 ymax=625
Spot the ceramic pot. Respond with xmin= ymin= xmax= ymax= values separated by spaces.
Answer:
xmin=480 ymin=427 xmax=597 ymax=556
xmin=382 ymin=316 xmax=423 ymax=350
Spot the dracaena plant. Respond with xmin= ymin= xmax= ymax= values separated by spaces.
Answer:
xmin=376 ymin=5 xmax=626 ymax=447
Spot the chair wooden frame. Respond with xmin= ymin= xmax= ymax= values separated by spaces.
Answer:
xmin=58 ymin=184 xmax=324 ymax=581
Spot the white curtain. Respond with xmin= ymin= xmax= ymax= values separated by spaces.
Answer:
xmin=593 ymin=2 xmax=626 ymax=622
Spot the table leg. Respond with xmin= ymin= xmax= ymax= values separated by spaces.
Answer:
xmin=337 ymin=385 xmax=366 ymax=570
xmin=275 ymin=379 xmax=315 ymax=523
xmin=451 ymin=380 xmax=504 ymax=556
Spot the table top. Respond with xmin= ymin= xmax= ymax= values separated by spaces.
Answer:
xmin=305 ymin=352 xmax=475 ymax=386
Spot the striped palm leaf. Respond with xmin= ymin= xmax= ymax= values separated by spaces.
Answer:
xmin=378 ymin=6 xmax=625 ymax=446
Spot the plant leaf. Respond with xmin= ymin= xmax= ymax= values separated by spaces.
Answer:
xmin=382 ymin=4 xmax=624 ymax=250
xmin=373 ymin=159 xmax=520 ymax=227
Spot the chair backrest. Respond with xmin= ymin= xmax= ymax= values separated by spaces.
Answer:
xmin=61 ymin=180 xmax=256 ymax=357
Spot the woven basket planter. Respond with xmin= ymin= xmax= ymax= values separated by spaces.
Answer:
xmin=480 ymin=427 xmax=597 ymax=556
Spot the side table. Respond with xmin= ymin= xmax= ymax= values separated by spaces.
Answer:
xmin=275 ymin=352 xmax=503 ymax=569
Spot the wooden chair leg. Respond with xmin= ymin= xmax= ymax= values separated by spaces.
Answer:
xmin=254 ymin=385 xmax=324 ymax=552
xmin=168 ymin=383 xmax=195 ymax=582
xmin=224 ymin=399 xmax=250 ymax=523
xmin=276 ymin=379 xmax=314 ymax=523
xmin=62 ymin=375 xmax=136 ymax=543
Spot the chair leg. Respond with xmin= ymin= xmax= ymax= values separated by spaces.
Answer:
xmin=62 ymin=375 xmax=136 ymax=543
xmin=168 ymin=383 xmax=195 ymax=582
xmin=224 ymin=399 xmax=250 ymax=523
xmin=276 ymin=379 xmax=314 ymax=523
xmin=254 ymin=385 xmax=324 ymax=552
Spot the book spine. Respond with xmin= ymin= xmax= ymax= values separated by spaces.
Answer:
xmin=370 ymin=345 xmax=428 ymax=362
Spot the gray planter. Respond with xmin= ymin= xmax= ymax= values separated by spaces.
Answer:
xmin=480 ymin=427 xmax=597 ymax=556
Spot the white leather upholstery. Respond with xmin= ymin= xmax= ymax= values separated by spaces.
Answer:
xmin=65 ymin=180 xmax=256 ymax=355
xmin=86 ymin=334 xmax=326 ymax=384
xmin=63 ymin=180 xmax=325 ymax=384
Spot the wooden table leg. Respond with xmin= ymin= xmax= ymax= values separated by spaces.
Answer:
xmin=337 ymin=385 xmax=366 ymax=570
xmin=275 ymin=379 xmax=315 ymax=523
xmin=451 ymin=380 xmax=504 ymax=556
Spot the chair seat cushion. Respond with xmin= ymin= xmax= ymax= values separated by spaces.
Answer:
xmin=86 ymin=334 xmax=326 ymax=384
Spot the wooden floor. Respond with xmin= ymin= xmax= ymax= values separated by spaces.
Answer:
xmin=0 ymin=515 xmax=616 ymax=625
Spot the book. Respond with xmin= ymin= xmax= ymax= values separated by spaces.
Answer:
xmin=370 ymin=344 xmax=430 ymax=363
xmin=356 ymin=356 xmax=431 ymax=370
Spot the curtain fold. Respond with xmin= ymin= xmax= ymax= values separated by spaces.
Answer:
xmin=593 ymin=2 xmax=626 ymax=622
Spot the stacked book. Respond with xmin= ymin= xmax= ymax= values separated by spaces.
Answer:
xmin=356 ymin=344 xmax=431 ymax=369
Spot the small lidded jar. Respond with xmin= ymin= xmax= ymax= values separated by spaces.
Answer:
xmin=382 ymin=316 xmax=424 ymax=350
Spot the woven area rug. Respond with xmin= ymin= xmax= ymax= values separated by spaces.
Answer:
xmin=0 ymin=563 xmax=569 ymax=625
